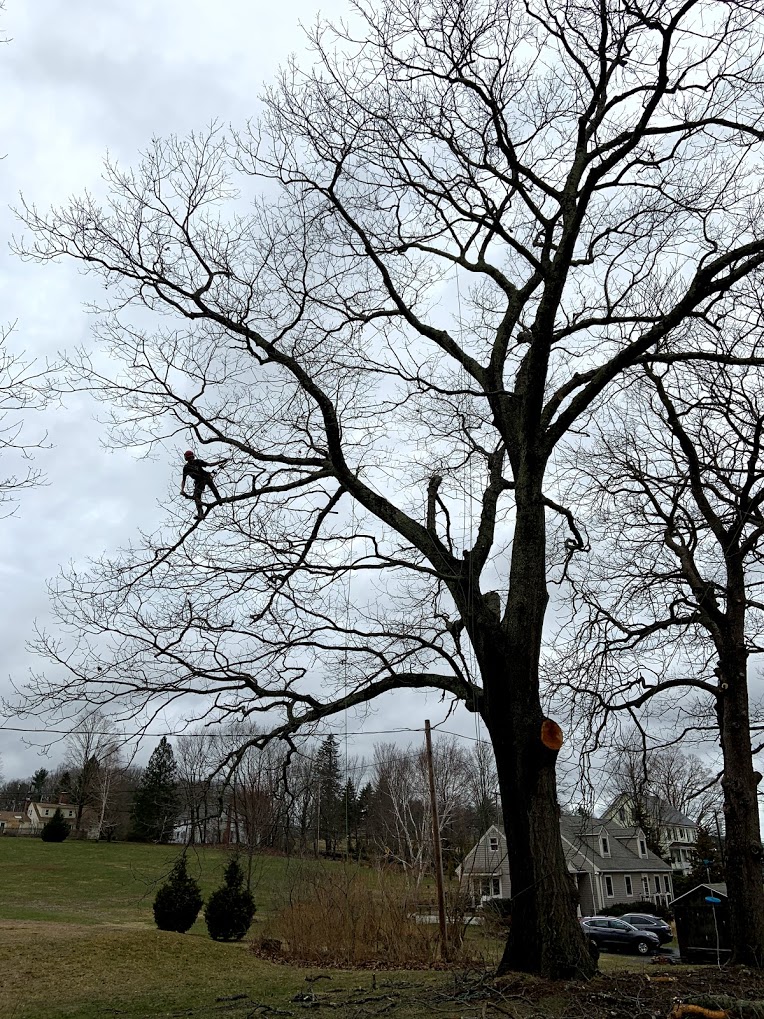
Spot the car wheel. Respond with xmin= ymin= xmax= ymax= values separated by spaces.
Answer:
xmin=635 ymin=940 xmax=651 ymax=955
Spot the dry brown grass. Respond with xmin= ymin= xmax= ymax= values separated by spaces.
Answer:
xmin=258 ymin=863 xmax=483 ymax=968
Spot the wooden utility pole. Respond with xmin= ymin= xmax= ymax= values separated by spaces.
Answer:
xmin=424 ymin=719 xmax=448 ymax=961
xmin=713 ymin=810 xmax=726 ymax=868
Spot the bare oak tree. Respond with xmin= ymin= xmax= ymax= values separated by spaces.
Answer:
xmin=558 ymin=358 xmax=764 ymax=964
xmin=15 ymin=0 xmax=764 ymax=975
xmin=63 ymin=710 xmax=122 ymax=832
xmin=0 ymin=329 xmax=51 ymax=511
xmin=370 ymin=737 xmax=469 ymax=885
xmin=0 ymin=8 xmax=51 ymax=510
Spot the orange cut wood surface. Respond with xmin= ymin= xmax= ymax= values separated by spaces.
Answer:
xmin=540 ymin=719 xmax=564 ymax=750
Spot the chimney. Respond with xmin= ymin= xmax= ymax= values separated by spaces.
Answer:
xmin=58 ymin=792 xmax=70 ymax=805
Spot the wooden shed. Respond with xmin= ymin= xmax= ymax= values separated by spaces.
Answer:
xmin=671 ymin=883 xmax=731 ymax=963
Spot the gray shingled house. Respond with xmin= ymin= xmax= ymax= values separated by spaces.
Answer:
xmin=459 ymin=816 xmax=674 ymax=915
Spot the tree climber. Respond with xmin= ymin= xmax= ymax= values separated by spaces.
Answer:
xmin=181 ymin=450 xmax=227 ymax=520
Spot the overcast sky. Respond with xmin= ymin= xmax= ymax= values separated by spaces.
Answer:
xmin=0 ymin=2 xmax=739 ymax=818
xmin=0 ymin=0 xmax=503 ymax=784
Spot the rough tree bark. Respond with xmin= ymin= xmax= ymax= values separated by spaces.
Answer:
xmin=717 ymin=591 xmax=764 ymax=965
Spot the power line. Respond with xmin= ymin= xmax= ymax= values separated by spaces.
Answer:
xmin=0 ymin=723 xmax=430 ymax=739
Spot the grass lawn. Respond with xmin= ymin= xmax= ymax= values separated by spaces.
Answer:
xmin=0 ymin=838 xmax=357 ymax=926
xmin=0 ymin=921 xmax=448 ymax=1019
xmin=0 ymin=840 xmax=449 ymax=1018
xmin=0 ymin=838 xmax=717 ymax=1019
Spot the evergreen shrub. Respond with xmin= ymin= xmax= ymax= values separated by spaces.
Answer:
xmin=153 ymin=856 xmax=203 ymax=933
xmin=40 ymin=808 xmax=71 ymax=842
xmin=204 ymin=857 xmax=256 ymax=941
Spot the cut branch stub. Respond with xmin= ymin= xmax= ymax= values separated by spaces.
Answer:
xmin=540 ymin=719 xmax=564 ymax=751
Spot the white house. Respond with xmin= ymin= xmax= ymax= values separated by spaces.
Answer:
xmin=25 ymin=801 xmax=77 ymax=832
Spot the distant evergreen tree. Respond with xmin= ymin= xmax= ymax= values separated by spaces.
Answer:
xmin=31 ymin=768 xmax=49 ymax=800
xmin=342 ymin=778 xmax=360 ymax=855
xmin=55 ymin=770 xmax=72 ymax=799
xmin=130 ymin=737 xmax=180 ymax=842
xmin=153 ymin=855 xmax=203 ymax=933
xmin=204 ymin=856 xmax=256 ymax=941
xmin=314 ymin=734 xmax=343 ymax=854
xmin=40 ymin=807 xmax=70 ymax=842
xmin=357 ymin=782 xmax=373 ymax=855
xmin=681 ymin=826 xmax=725 ymax=890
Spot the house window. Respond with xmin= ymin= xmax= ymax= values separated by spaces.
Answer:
xmin=624 ymin=875 xmax=633 ymax=897
xmin=476 ymin=876 xmax=501 ymax=898
xmin=663 ymin=875 xmax=671 ymax=893
xmin=638 ymin=838 xmax=647 ymax=857
xmin=489 ymin=836 xmax=499 ymax=852
xmin=618 ymin=807 xmax=626 ymax=822
xmin=600 ymin=836 xmax=610 ymax=857
xmin=642 ymin=876 xmax=650 ymax=897
xmin=604 ymin=875 xmax=614 ymax=898
xmin=44 ymin=809 xmax=49 ymax=815
xmin=654 ymin=875 xmax=661 ymax=893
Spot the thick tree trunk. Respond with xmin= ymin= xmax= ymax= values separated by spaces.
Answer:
xmin=717 ymin=643 xmax=764 ymax=966
xmin=487 ymin=703 xmax=594 ymax=977
xmin=475 ymin=475 xmax=596 ymax=978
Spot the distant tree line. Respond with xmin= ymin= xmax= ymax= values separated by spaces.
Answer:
xmin=2 ymin=718 xmax=725 ymax=892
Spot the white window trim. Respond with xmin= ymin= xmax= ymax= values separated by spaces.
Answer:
xmin=604 ymin=875 xmax=614 ymax=898
xmin=638 ymin=838 xmax=647 ymax=858
xmin=600 ymin=835 xmax=611 ymax=858
xmin=488 ymin=836 xmax=499 ymax=852
xmin=624 ymin=875 xmax=633 ymax=897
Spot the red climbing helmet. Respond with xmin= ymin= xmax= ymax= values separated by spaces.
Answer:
xmin=184 ymin=450 xmax=195 ymax=460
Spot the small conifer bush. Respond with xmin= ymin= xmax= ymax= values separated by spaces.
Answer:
xmin=204 ymin=856 xmax=256 ymax=941
xmin=40 ymin=808 xmax=71 ymax=842
xmin=153 ymin=855 xmax=203 ymax=933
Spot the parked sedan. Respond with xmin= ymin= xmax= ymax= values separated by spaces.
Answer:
xmin=620 ymin=913 xmax=673 ymax=945
xmin=580 ymin=917 xmax=660 ymax=955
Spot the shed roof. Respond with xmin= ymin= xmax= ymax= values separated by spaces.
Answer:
xmin=670 ymin=882 xmax=727 ymax=906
